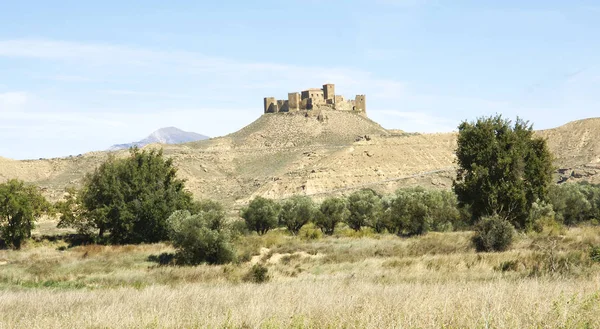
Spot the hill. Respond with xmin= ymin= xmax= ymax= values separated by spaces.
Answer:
xmin=109 ymin=127 xmax=208 ymax=150
xmin=1 ymin=112 xmax=599 ymax=206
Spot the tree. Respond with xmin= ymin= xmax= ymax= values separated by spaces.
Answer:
xmin=167 ymin=209 xmax=234 ymax=265
xmin=0 ymin=179 xmax=50 ymax=249
xmin=241 ymin=196 xmax=280 ymax=235
xmin=345 ymin=189 xmax=382 ymax=231
xmin=278 ymin=196 xmax=315 ymax=235
xmin=387 ymin=188 xmax=460 ymax=236
xmin=315 ymin=197 xmax=350 ymax=235
xmin=57 ymin=147 xmax=195 ymax=244
xmin=453 ymin=115 xmax=553 ymax=229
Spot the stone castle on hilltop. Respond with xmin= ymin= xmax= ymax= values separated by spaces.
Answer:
xmin=263 ymin=83 xmax=366 ymax=116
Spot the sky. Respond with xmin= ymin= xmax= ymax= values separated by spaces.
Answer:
xmin=1 ymin=0 xmax=599 ymax=159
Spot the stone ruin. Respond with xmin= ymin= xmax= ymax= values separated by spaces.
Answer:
xmin=263 ymin=83 xmax=366 ymax=116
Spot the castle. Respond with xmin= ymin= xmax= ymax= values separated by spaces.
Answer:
xmin=263 ymin=83 xmax=366 ymax=116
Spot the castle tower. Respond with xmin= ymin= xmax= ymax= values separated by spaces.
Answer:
xmin=323 ymin=84 xmax=335 ymax=104
xmin=354 ymin=95 xmax=366 ymax=112
xmin=288 ymin=92 xmax=300 ymax=111
xmin=264 ymin=97 xmax=277 ymax=113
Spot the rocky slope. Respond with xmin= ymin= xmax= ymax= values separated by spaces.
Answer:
xmin=1 ymin=112 xmax=599 ymax=207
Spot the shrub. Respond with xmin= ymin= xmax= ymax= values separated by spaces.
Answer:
xmin=278 ymin=196 xmax=315 ymax=235
xmin=548 ymin=183 xmax=600 ymax=226
xmin=244 ymin=264 xmax=270 ymax=283
xmin=387 ymin=188 xmax=460 ymax=236
xmin=241 ymin=197 xmax=280 ymax=235
xmin=472 ymin=215 xmax=515 ymax=252
xmin=57 ymin=148 xmax=196 ymax=244
xmin=314 ymin=197 xmax=349 ymax=235
xmin=0 ymin=180 xmax=50 ymax=249
xmin=590 ymin=245 xmax=600 ymax=263
xmin=298 ymin=223 xmax=323 ymax=240
xmin=345 ymin=189 xmax=382 ymax=231
xmin=167 ymin=210 xmax=234 ymax=265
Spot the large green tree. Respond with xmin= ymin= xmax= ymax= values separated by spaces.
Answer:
xmin=0 ymin=179 xmax=50 ymax=249
xmin=240 ymin=196 xmax=280 ymax=235
xmin=345 ymin=189 xmax=382 ymax=231
xmin=278 ymin=196 xmax=316 ymax=235
xmin=453 ymin=115 xmax=553 ymax=229
xmin=57 ymin=147 xmax=195 ymax=244
xmin=315 ymin=197 xmax=349 ymax=235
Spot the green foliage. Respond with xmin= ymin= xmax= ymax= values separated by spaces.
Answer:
xmin=345 ymin=189 xmax=382 ymax=231
xmin=472 ymin=215 xmax=516 ymax=252
xmin=387 ymin=188 xmax=460 ymax=236
xmin=527 ymin=200 xmax=560 ymax=233
xmin=57 ymin=147 xmax=195 ymax=244
xmin=0 ymin=179 xmax=50 ymax=249
xmin=244 ymin=264 xmax=270 ymax=283
xmin=314 ymin=197 xmax=349 ymax=235
xmin=548 ymin=183 xmax=600 ymax=226
xmin=453 ymin=115 xmax=554 ymax=229
xmin=241 ymin=196 xmax=280 ymax=235
xmin=278 ymin=196 xmax=316 ymax=235
xmin=590 ymin=245 xmax=600 ymax=263
xmin=167 ymin=209 xmax=234 ymax=265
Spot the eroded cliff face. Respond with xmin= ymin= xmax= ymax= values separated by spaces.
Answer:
xmin=2 ymin=112 xmax=600 ymax=208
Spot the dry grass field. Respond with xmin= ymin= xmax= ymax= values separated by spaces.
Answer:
xmin=1 ymin=223 xmax=600 ymax=328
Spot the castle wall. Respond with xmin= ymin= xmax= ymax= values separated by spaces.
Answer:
xmin=354 ymin=95 xmax=366 ymax=112
xmin=288 ymin=93 xmax=300 ymax=111
xmin=323 ymin=84 xmax=335 ymax=104
xmin=277 ymin=99 xmax=289 ymax=112
xmin=264 ymin=97 xmax=277 ymax=113
xmin=264 ymin=84 xmax=366 ymax=116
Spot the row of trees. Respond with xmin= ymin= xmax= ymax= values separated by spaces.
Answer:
xmin=0 ymin=115 xmax=594 ymax=258
xmin=241 ymin=188 xmax=463 ymax=237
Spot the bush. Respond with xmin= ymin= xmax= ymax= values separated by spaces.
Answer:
xmin=0 ymin=180 xmax=50 ymax=249
xmin=278 ymin=196 xmax=315 ymax=235
xmin=314 ymin=197 xmax=349 ymax=235
xmin=244 ymin=264 xmax=270 ymax=283
xmin=167 ymin=210 xmax=234 ymax=265
xmin=387 ymin=188 xmax=460 ymax=236
xmin=472 ymin=215 xmax=516 ymax=252
xmin=241 ymin=197 xmax=280 ymax=235
xmin=590 ymin=246 xmax=600 ymax=263
xmin=57 ymin=148 xmax=196 ymax=244
xmin=548 ymin=183 xmax=600 ymax=226
xmin=345 ymin=189 xmax=382 ymax=231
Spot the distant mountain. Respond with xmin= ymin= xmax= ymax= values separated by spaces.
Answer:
xmin=109 ymin=127 xmax=209 ymax=150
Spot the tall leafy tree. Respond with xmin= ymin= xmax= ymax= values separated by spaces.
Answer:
xmin=453 ymin=115 xmax=553 ymax=229
xmin=315 ymin=197 xmax=350 ymax=235
xmin=57 ymin=147 xmax=195 ymax=244
xmin=345 ymin=189 xmax=382 ymax=231
xmin=241 ymin=196 xmax=280 ymax=235
xmin=278 ymin=196 xmax=315 ymax=235
xmin=0 ymin=179 xmax=50 ymax=249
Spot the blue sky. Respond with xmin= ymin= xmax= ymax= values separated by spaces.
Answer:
xmin=1 ymin=0 xmax=599 ymax=159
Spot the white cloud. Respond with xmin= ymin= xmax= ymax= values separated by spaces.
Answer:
xmin=0 ymin=92 xmax=28 ymax=111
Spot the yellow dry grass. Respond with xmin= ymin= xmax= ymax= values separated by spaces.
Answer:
xmin=0 ymin=226 xmax=600 ymax=328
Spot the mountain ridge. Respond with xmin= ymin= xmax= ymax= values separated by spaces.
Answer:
xmin=109 ymin=127 xmax=209 ymax=151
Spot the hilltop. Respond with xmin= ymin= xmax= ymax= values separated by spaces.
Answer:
xmin=1 ymin=112 xmax=599 ymax=206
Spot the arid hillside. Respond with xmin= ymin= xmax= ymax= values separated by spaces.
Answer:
xmin=1 ymin=112 xmax=599 ymax=206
